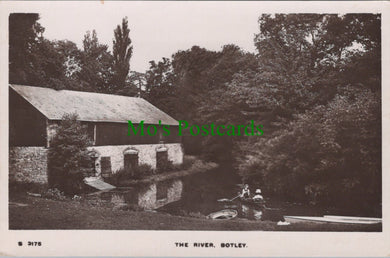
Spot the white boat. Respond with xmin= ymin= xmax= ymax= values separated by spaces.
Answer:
xmin=284 ymin=215 xmax=381 ymax=225
xmin=323 ymin=215 xmax=382 ymax=222
xmin=207 ymin=209 xmax=238 ymax=220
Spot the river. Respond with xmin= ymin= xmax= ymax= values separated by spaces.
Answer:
xmin=89 ymin=165 xmax=380 ymax=221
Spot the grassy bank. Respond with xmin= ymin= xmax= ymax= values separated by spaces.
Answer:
xmin=9 ymin=194 xmax=381 ymax=231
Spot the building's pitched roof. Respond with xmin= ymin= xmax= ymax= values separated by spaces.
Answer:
xmin=10 ymin=84 xmax=178 ymax=125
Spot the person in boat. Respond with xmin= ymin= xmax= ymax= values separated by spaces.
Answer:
xmin=240 ymin=184 xmax=250 ymax=198
xmin=252 ymin=189 xmax=264 ymax=202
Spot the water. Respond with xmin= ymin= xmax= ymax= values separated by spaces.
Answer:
xmin=88 ymin=166 xmax=375 ymax=221
xmin=90 ymin=178 xmax=183 ymax=210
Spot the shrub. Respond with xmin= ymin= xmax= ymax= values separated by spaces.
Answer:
xmin=156 ymin=159 xmax=174 ymax=174
xmin=237 ymin=88 xmax=381 ymax=211
xmin=107 ymin=164 xmax=155 ymax=185
xmin=48 ymin=113 xmax=94 ymax=195
xmin=134 ymin=164 xmax=156 ymax=178
xmin=42 ymin=188 xmax=66 ymax=200
xmin=181 ymin=156 xmax=196 ymax=170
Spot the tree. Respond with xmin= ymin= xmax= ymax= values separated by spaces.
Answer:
xmin=9 ymin=13 xmax=44 ymax=84
xmin=9 ymin=13 xmax=84 ymax=90
xmin=27 ymin=39 xmax=78 ymax=90
xmin=112 ymin=17 xmax=133 ymax=92
xmin=230 ymin=14 xmax=381 ymax=214
xmin=128 ymin=71 xmax=146 ymax=97
xmin=77 ymin=30 xmax=114 ymax=93
xmin=237 ymin=87 xmax=380 ymax=211
xmin=144 ymin=45 xmax=257 ymax=159
xmin=145 ymin=58 xmax=177 ymax=114
xmin=48 ymin=113 xmax=93 ymax=194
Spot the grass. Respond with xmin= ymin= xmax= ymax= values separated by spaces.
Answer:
xmin=9 ymin=193 xmax=381 ymax=231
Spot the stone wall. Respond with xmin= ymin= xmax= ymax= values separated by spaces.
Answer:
xmin=88 ymin=143 xmax=183 ymax=173
xmin=9 ymin=147 xmax=48 ymax=184
xmin=9 ymin=143 xmax=183 ymax=184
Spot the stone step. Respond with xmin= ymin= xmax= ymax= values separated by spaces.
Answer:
xmin=84 ymin=177 xmax=116 ymax=191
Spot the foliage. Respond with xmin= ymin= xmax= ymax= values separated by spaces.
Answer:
xmin=112 ymin=17 xmax=133 ymax=92
xmin=48 ymin=113 xmax=93 ymax=194
xmin=9 ymin=13 xmax=381 ymax=212
xmin=237 ymin=87 xmax=380 ymax=208
xmin=77 ymin=30 xmax=114 ymax=93
xmin=9 ymin=13 xmax=44 ymax=85
xmin=127 ymin=71 xmax=146 ymax=97
xmin=144 ymin=45 xmax=257 ymax=161
xmin=42 ymin=188 xmax=67 ymax=201
xmin=224 ymin=14 xmax=381 ymax=211
xmin=9 ymin=14 xmax=71 ymax=89
xmin=107 ymin=164 xmax=155 ymax=185
xmin=9 ymin=14 xmax=136 ymax=96
xmin=156 ymin=159 xmax=174 ymax=174
xmin=145 ymin=58 xmax=177 ymax=114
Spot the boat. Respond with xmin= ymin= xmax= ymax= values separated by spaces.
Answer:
xmin=207 ymin=209 xmax=238 ymax=220
xmin=323 ymin=215 xmax=382 ymax=222
xmin=284 ymin=215 xmax=382 ymax=225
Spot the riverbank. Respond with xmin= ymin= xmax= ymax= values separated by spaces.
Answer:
xmin=116 ymin=157 xmax=218 ymax=186
xmin=9 ymin=194 xmax=381 ymax=231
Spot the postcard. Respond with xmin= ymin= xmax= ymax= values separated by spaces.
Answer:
xmin=0 ymin=1 xmax=389 ymax=256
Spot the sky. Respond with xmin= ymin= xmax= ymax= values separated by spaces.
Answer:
xmin=37 ymin=2 xmax=262 ymax=73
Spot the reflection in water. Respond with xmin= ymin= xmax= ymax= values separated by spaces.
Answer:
xmin=91 ymin=167 xmax=287 ymax=221
xmin=253 ymin=208 xmax=263 ymax=220
xmin=95 ymin=179 xmax=183 ymax=210
xmin=138 ymin=179 xmax=183 ymax=209
xmin=92 ymin=166 xmax=358 ymax=221
xmin=241 ymin=204 xmax=249 ymax=215
xmin=237 ymin=204 xmax=263 ymax=220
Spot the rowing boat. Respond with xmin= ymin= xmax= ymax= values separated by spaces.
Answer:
xmin=207 ymin=209 xmax=238 ymax=220
xmin=284 ymin=215 xmax=381 ymax=224
xmin=239 ymin=197 xmax=265 ymax=206
xmin=323 ymin=215 xmax=382 ymax=222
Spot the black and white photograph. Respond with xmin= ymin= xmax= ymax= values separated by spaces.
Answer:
xmin=1 ymin=1 xmax=389 ymax=256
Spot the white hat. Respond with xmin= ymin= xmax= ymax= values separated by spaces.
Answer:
xmin=256 ymin=189 xmax=261 ymax=193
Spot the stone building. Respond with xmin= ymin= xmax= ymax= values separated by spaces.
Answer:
xmin=9 ymin=84 xmax=183 ymax=185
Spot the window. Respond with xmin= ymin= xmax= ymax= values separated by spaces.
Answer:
xmin=156 ymin=148 xmax=168 ymax=171
xmin=124 ymin=153 xmax=139 ymax=176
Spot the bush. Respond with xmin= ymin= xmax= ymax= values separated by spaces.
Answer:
xmin=48 ymin=113 xmax=94 ymax=195
xmin=237 ymin=88 xmax=381 ymax=212
xmin=180 ymin=156 xmax=196 ymax=170
xmin=156 ymin=159 xmax=174 ymax=174
xmin=107 ymin=164 xmax=155 ymax=185
xmin=135 ymin=164 xmax=156 ymax=178
xmin=156 ymin=156 xmax=197 ymax=173
xmin=42 ymin=188 xmax=66 ymax=200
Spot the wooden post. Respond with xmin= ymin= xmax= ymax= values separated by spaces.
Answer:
xmin=46 ymin=119 xmax=50 ymax=148
xmin=93 ymin=124 xmax=97 ymax=146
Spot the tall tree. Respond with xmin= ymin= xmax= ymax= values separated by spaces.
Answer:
xmin=9 ymin=13 xmax=44 ymax=84
xmin=112 ymin=17 xmax=133 ymax=92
